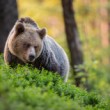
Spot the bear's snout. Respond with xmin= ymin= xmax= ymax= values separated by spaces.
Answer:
xmin=29 ymin=54 xmax=35 ymax=62
xmin=27 ymin=46 xmax=36 ymax=62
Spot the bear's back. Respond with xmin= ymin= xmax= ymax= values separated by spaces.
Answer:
xmin=44 ymin=36 xmax=69 ymax=77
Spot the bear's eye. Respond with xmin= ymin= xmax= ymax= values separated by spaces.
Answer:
xmin=23 ymin=43 xmax=30 ymax=48
xmin=34 ymin=46 xmax=38 ymax=49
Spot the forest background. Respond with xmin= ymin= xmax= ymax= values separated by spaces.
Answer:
xmin=0 ymin=0 xmax=110 ymax=109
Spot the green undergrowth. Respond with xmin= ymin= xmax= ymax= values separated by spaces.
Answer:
xmin=0 ymin=56 xmax=109 ymax=110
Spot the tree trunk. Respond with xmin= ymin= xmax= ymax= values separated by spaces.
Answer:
xmin=0 ymin=0 xmax=18 ymax=53
xmin=61 ymin=0 xmax=88 ymax=87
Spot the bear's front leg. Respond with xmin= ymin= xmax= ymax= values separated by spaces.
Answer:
xmin=46 ymin=53 xmax=61 ymax=75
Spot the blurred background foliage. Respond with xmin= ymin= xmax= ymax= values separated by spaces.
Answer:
xmin=17 ymin=0 xmax=110 ymax=98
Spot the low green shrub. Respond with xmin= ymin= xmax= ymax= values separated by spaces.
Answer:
xmin=0 ymin=55 xmax=109 ymax=110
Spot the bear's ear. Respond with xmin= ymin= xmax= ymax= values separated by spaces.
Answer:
xmin=15 ymin=22 xmax=25 ymax=36
xmin=37 ymin=28 xmax=46 ymax=39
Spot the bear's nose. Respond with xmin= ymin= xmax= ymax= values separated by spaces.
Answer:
xmin=29 ymin=55 xmax=35 ymax=61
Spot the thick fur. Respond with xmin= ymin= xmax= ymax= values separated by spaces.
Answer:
xmin=4 ymin=17 xmax=69 ymax=81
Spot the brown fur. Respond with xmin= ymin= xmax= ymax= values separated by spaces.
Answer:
xmin=4 ymin=17 xmax=69 ymax=81
xmin=4 ymin=17 xmax=46 ymax=64
xmin=18 ymin=17 xmax=38 ymax=28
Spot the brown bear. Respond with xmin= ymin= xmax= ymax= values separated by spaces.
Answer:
xmin=4 ymin=17 xmax=69 ymax=82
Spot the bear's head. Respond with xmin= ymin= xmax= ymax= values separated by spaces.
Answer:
xmin=8 ymin=21 xmax=46 ymax=63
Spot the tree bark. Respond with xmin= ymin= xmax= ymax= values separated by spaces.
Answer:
xmin=61 ymin=0 xmax=87 ymax=87
xmin=0 ymin=0 xmax=18 ymax=53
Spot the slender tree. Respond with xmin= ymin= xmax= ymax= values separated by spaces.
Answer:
xmin=61 ymin=0 xmax=88 ymax=87
xmin=0 ymin=0 xmax=18 ymax=53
